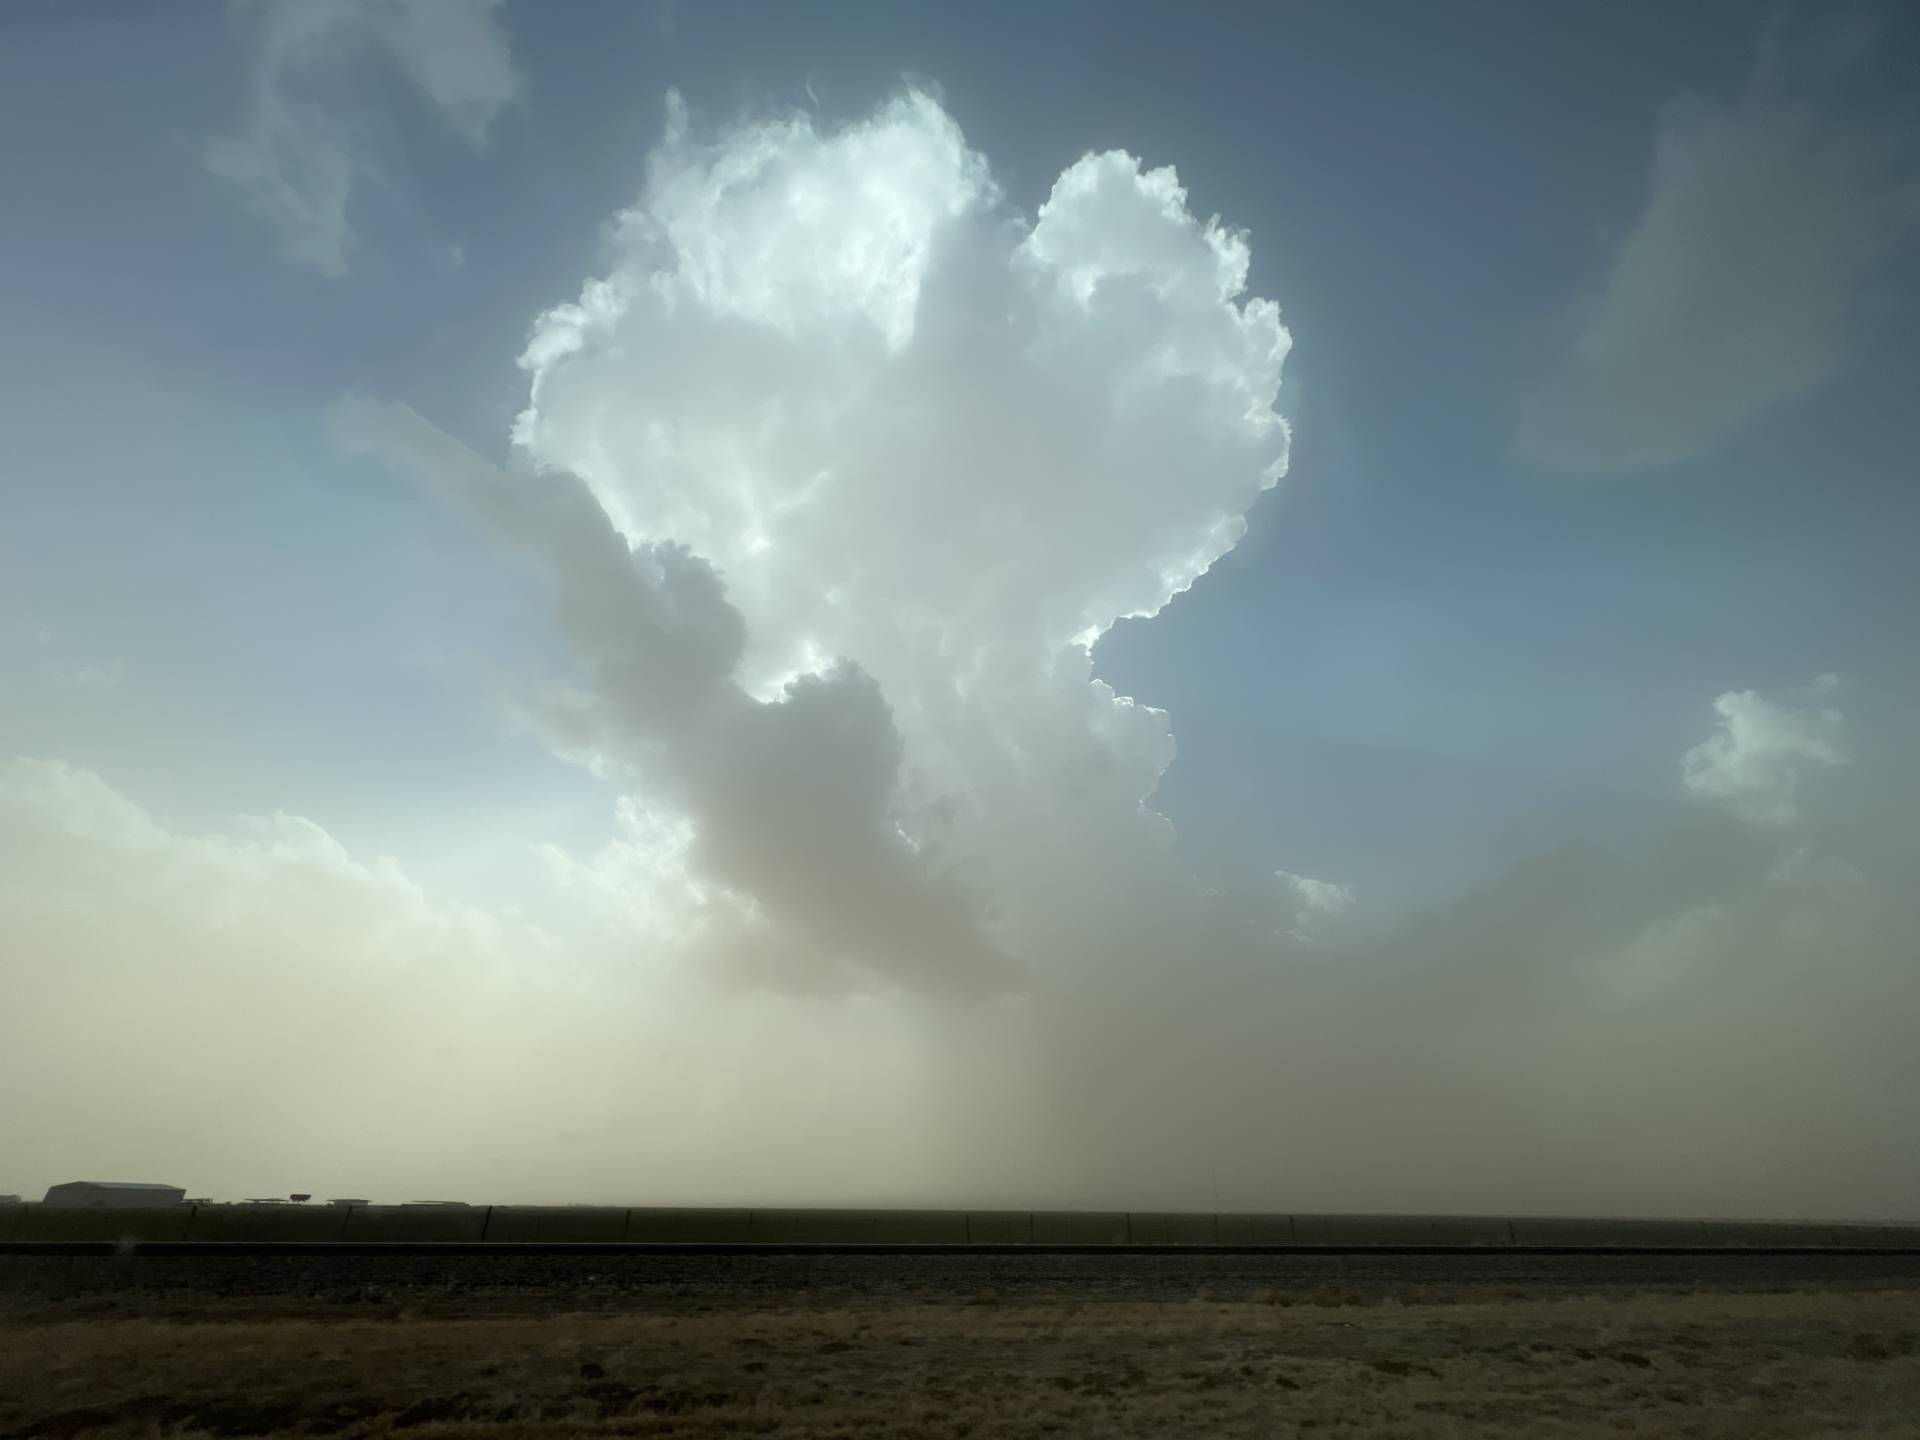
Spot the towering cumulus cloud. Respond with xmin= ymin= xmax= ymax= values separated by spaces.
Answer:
xmin=354 ymin=89 xmax=1292 ymax=996
xmin=319 ymin=92 xmax=1920 ymax=1218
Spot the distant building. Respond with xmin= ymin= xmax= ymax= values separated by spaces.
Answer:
xmin=0 ymin=1194 xmax=20 ymax=1206
xmin=42 ymin=1181 xmax=186 ymax=1208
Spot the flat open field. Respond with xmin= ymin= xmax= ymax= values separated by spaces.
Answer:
xmin=5 ymin=1251 xmax=1919 ymax=1437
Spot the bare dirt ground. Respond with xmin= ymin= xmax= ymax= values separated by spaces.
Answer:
xmin=4 ymin=1252 xmax=1918 ymax=1437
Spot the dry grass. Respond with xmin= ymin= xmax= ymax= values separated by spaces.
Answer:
xmin=4 ymin=1287 xmax=1920 ymax=1437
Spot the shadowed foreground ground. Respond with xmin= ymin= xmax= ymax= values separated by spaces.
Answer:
xmin=4 ymin=1253 xmax=1918 ymax=1436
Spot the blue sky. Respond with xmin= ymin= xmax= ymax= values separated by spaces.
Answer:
xmin=7 ymin=0 xmax=1912 ymax=906
xmin=3 ymin=1 xmax=1917 ymax=1209
xmin=8 ymin=0 xmax=1915 ymax=908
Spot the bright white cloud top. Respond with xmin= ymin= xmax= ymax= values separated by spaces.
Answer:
xmin=516 ymin=92 xmax=1289 ymax=664
xmin=350 ymin=89 xmax=1292 ymax=993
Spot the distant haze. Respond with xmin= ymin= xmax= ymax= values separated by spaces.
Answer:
xmin=3 ymin=5 xmax=1918 ymax=1219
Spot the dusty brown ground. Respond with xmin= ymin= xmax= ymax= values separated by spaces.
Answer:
xmin=4 ymin=1255 xmax=1918 ymax=1437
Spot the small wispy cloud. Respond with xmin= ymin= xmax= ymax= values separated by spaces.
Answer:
xmin=1681 ymin=679 xmax=1848 ymax=825
xmin=1273 ymin=868 xmax=1355 ymax=940
xmin=1520 ymin=15 xmax=1920 ymax=473
xmin=207 ymin=0 xmax=523 ymax=277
